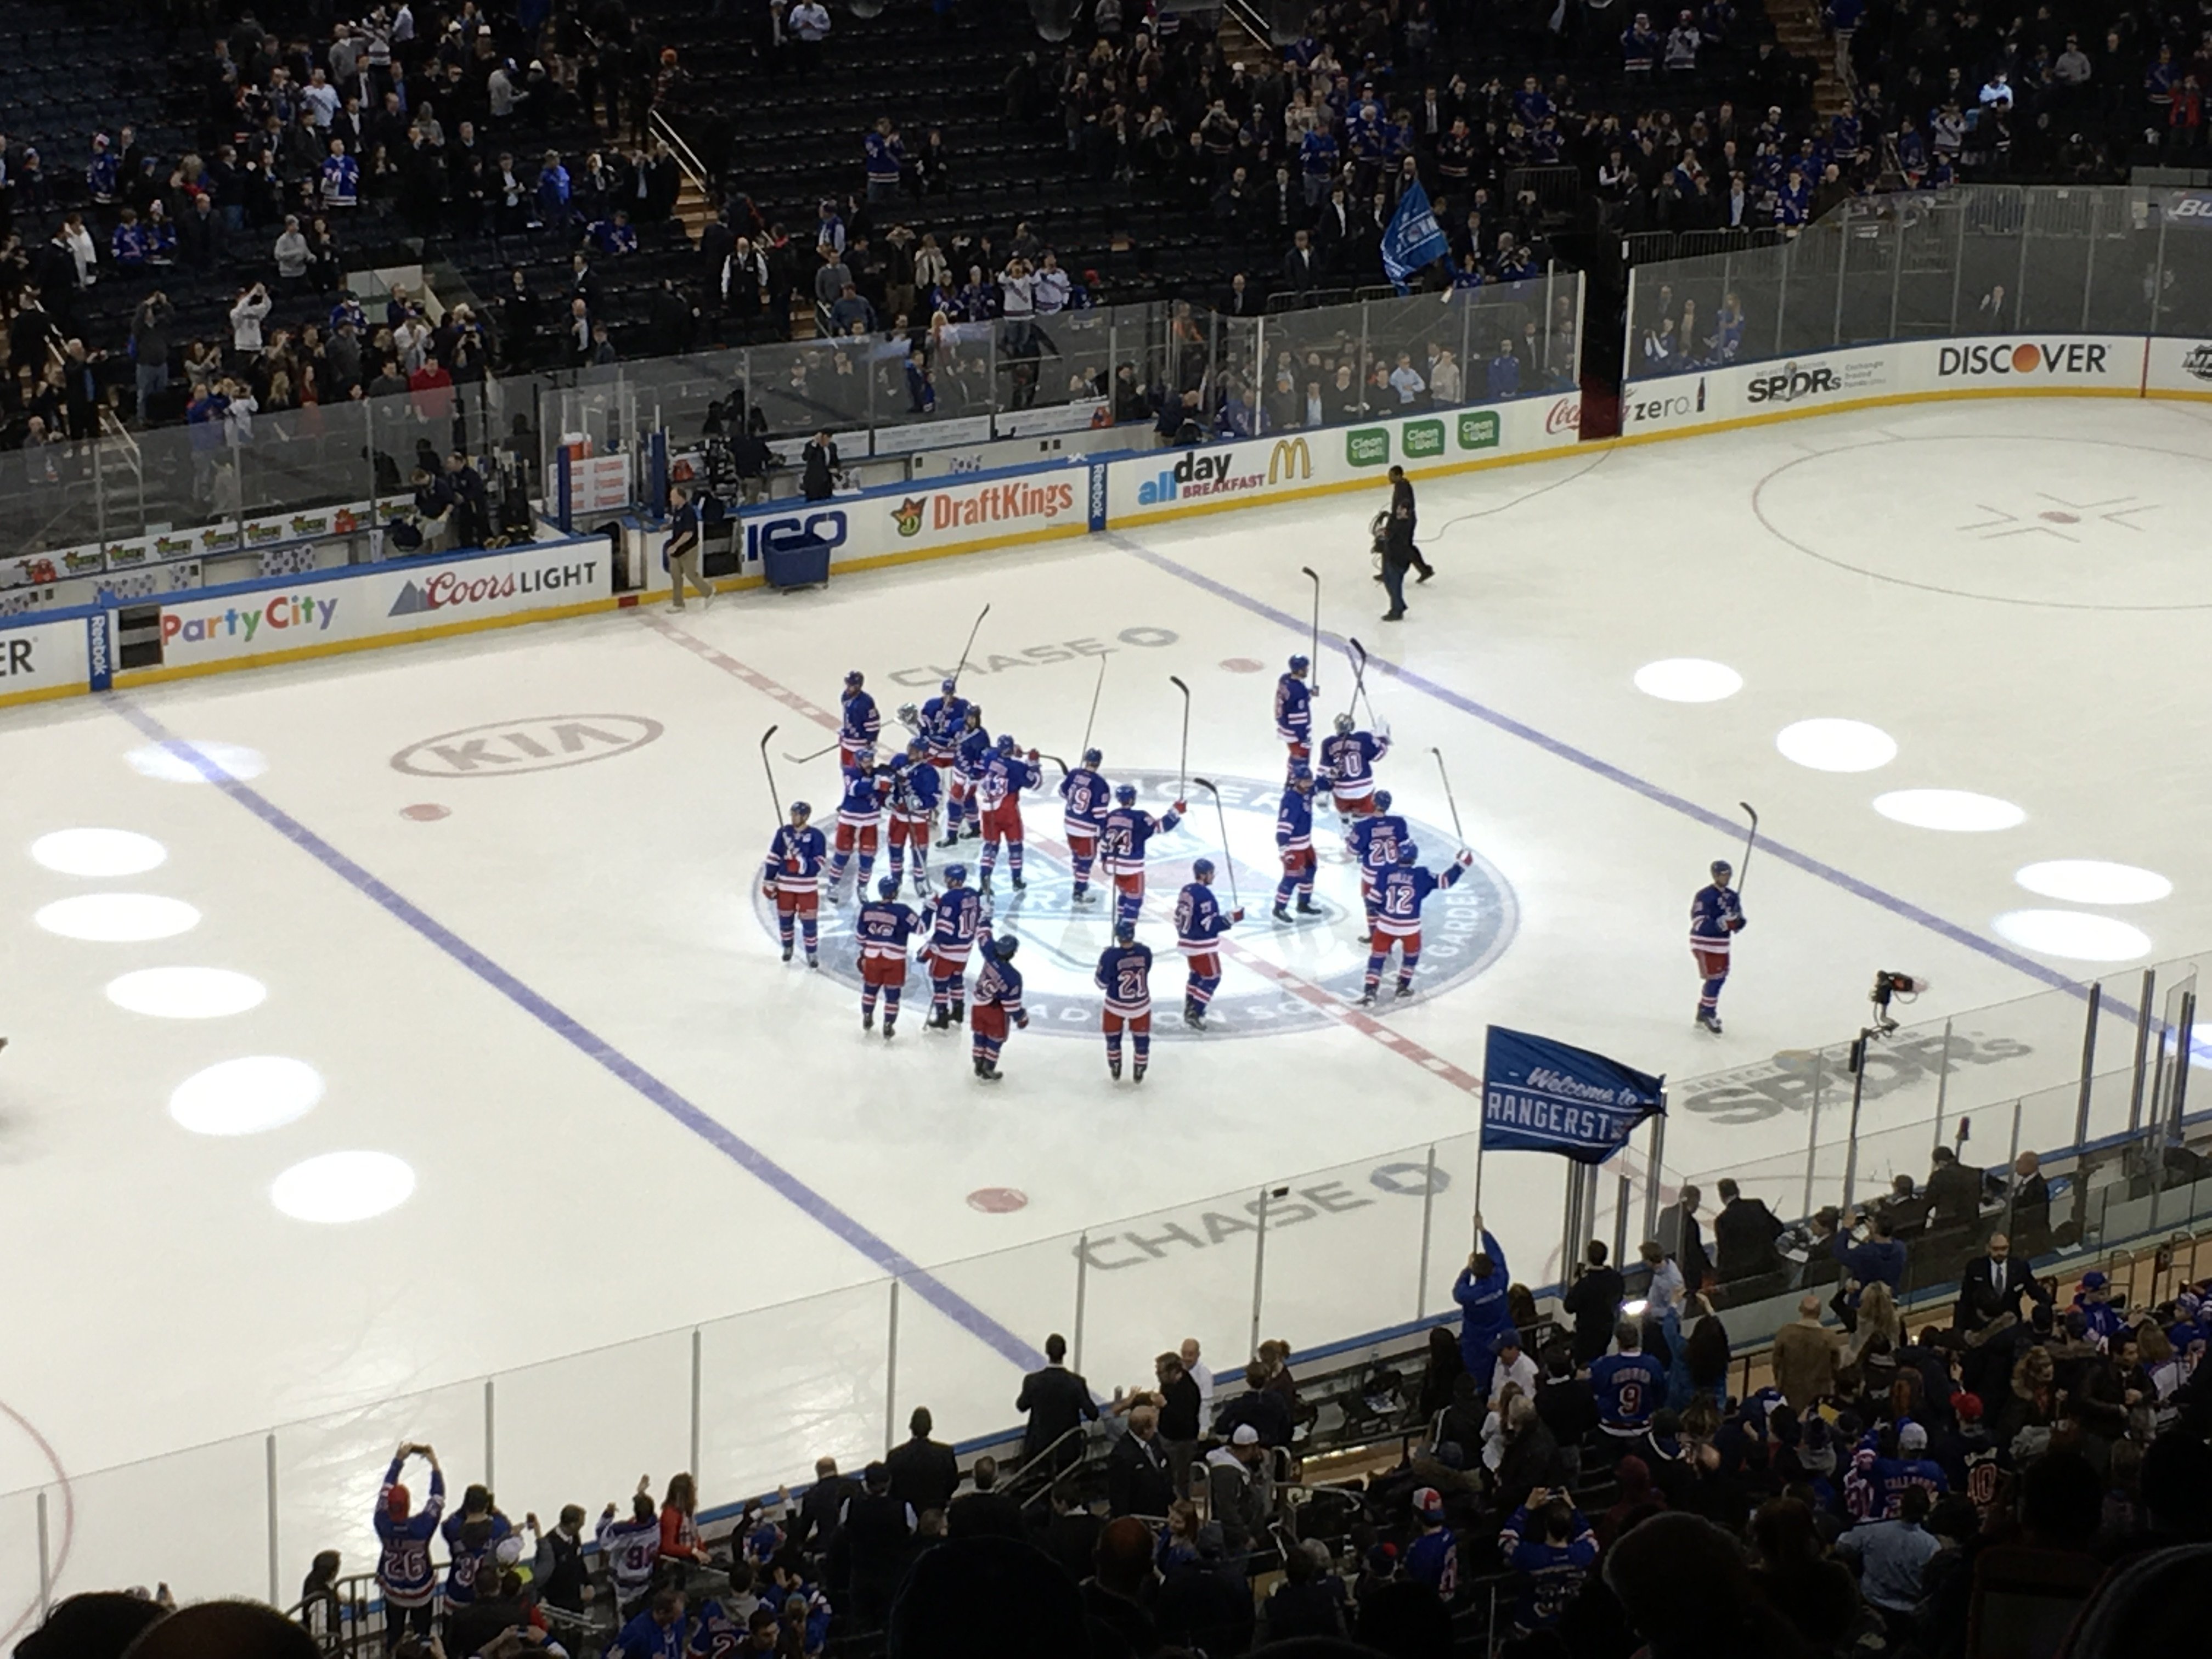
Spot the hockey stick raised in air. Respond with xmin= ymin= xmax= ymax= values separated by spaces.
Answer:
xmin=1300 ymin=566 xmax=1322 ymax=696
xmin=1192 ymin=777 xmax=1242 ymax=910
xmin=947 ymin=603 xmax=991 ymax=692
xmin=1431 ymin=747 xmax=1466 ymax=847
xmin=760 ymin=725 xmax=783 ymax=820
xmin=1737 ymin=802 xmax=1760 ymax=893
xmin=1079 ymin=652 xmax=1108 ymax=755
xmin=1169 ymin=675 xmax=1192 ymax=800
xmin=1038 ymin=752 xmax=1071 ymax=774
xmin=1346 ymin=637 xmax=1380 ymax=730
xmin=782 ymin=741 xmax=842 ymax=764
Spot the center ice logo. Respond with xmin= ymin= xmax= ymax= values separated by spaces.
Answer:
xmin=756 ymin=769 xmax=1517 ymax=1039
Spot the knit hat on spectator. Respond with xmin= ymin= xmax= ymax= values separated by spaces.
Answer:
xmin=1899 ymin=1423 xmax=1929 ymax=1453
xmin=1413 ymin=1486 xmax=1444 ymax=1520
xmin=1951 ymin=1392 xmax=1984 ymax=1422
xmin=1231 ymin=1424 xmax=1260 ymax=1446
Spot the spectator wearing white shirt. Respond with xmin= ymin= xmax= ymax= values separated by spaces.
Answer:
xmin=303 ymin=69 xmax=340 ymax=129
xmin=789 ymin=0 xmax=831 ymax=73
xmin=220 ymin=379 xmax=258 ymax=444
xmin=1487 ymin=1329 xmax=1538 ymax=1407
xmin=275 ymin=216 xmax=312 ymax=285
xmin=228 ymin=281 xmax=272 ymax=359
xmin=1429 ymin=346 xmax=1462 ymax=404
xmin=1179 ymin=1338 xmax=1214 ymax=1413
xmin=1032 ymin=251 xmax=1072 ymax=313
xmin=1979 ymin=71 xmax=2014 ymax=111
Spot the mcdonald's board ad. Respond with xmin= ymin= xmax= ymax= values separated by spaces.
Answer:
xmin=1104 ymin=393 xmax=1581 ymax=524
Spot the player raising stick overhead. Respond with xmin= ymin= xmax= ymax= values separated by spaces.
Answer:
xmin=1362 ymin=839 xmax=1474 ymax=1005
xmin=919 ymin=864 xmax=983 ymax=1029
xmin=826 ymin=746 xmax=890 ymax=894
xmin=950 ymin=704 xmax=992 ymax=843
xmin=921 ymin=678 xmax=969 ymax=834
xmin=1345 ymin=789 xmax=1411 ymax=941
xmin=969 ymin=925 xmax=1028 ymax=1081
xmin=1101 ymin=784 xmax=1184 ymax=929
xmin=1274 ymin=654 xmax=1313 ymax=776
xmin=1094 ymin=919 xmax=1155 ymax=1082
xmin=854 ymin=876 xmax=922 ymax=1037
xmin=1318 ymin=712 xmax=1392 ymax=830
xmin=1175 ymin=859 xmax=1243 ymax=1029
xmin=975 ymin=733 xmax=1043 ymax=895
xmin=838 ymin=670 xmax=881 ymax=769
xmin=761 ymin=800 xmax=828 ymax=968
xmin=885 ymin=737 xmax=940 ymax=898
xmin=1691 ymin=860 xmax=1746 ymax=1034
xmin=1060 ymin=748 xmax=1111 ymax=907
xmin=1272 ymin=765 xmax=1322 ymax=923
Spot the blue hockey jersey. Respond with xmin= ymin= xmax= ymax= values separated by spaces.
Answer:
xmin=890 ymin=758 xmax=941 ymax=821
xmin=1095 ymin=940 xmax=1154 ymax=1014
xmin=1274 ymin=674 xmax=1312 ymax=743
xmin=978 ymin=751 xmax=1041 ymax=811
xmin=441 ymin=1508 xmax=512 ymax=1606
xmin=955 ymin=724 xmax=994 ymax=778
xmin=1590 ymin=1351 xmax=1667 ymax=1431
xmin=840 ymin=689 xmax=881 ymax=747
xmin=1370 ymin=858 xmax=1465 ymax=934
xmin=1100 ymin=804 xmax=1181 ymax=876
xmin=837 ymin=765 xmax=889 ymax=824
xmin=975 ymin=934 xmax=1025 ymax=1014
xmin=922 ymin=888 xmax=983 ymax=955
xmin=1060 ymin=766 xmax=1111 ymax=834
xmin=1689 ymin=882 xmax=1745 ymax=950
xmin=1276 ymin=784 xmax=1314 ymax=849
xmin=856 ymin=898 xmax=921 ymax=960
xmin=921 ymin=691 xmax=969 ymax=760
xmin=763 ymin=825 xmax=828 ymax=893
xmin=1175 ymin=883 xmax=1235 ymax=953
xmin=1319 ymin=730 xmax=1390 ymax=795
xmin=1345 ymin=811 xmax=1410 ymax=882
xmin=374 ymin=1459 xmax=445 ymax=1607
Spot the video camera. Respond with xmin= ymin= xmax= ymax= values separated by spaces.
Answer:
xmin=1869 ymin=969 xmax=1929 ymax=1036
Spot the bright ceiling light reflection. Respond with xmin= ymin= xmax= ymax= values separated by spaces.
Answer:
xmin=1633 ymin=659 xmax=1743 ymax=702
xmin=31 ymin=828 xmax=167 ymax=876
xmin=36 ymin=894 xmax=201 ymax=943
xmin=105 ymin=967 xmax=267 ymax=1019
xmin=126 ymin=741 xmax=268 ymax=784
xmin=1873 ymin=789 xmax=2027 ymax=832
xmin=1776 ymin=718 xmax=1898 ymax=772
xmin=271 ymin=1151 xmax=416 ymax=1223
xmin=1993 ymin=910 xmax=2152 ymax=962
xmin=170 ymin=1057 xmax=325 ymax=1136
xmin=2014 ymin=860 xmax=2172 ymax=905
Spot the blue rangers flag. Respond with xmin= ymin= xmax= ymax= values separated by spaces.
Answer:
xmin=1482 ymin=1025 xmax=1666 ymax=1165
xmin=1381 ymin=179 xmax=1451 ymax=290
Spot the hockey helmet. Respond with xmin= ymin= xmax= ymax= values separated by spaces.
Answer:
xmin=1115 ymin=784 xmax=1138 ymax=805
xmin=1114 ymin=920 xmax=1136 ymax=943
xmin=1288 ymin=653 xmax=1310 ymax=674
xmin=789 ymin=800 xmax=812 ymax=819
xmin=964 ymin=704 xmax=984 ymax=725
xmin=878 ymin=876 xmax=901 ymax=898
xmin=1192 ymin=857 xmax=1215 ymax=880
xmin=855 ymin=744 xmax=876 ymax=766
xmin=940 ymin=676 xmax=958 ymax=694
xmin=906 ymin=735 xmax=927 ymax=755
xmin=943 ymin=863 xmax=968 ymax=885
xmin=1082 ymin=747 xmax=1103 ymax=769
xmin=1397 ymin=840 xmax=1419 ymax=864
xmin=844 ymin=669 xmax=865 ymax=687
xmin=1711 ymin=860 xmax=1733 ymax=879
xmin=995 ymin=733 xmax=1016 ymax=753
xmin=994 ymin=935 xmax=1021 ymax=962
xmin=1375 ymin=789 xmax=1392 ymax=812
xmin=896 ymin=700 xmax=920 ymax=727
xmin=1334 ymin=712 xmax=1355 ymax=735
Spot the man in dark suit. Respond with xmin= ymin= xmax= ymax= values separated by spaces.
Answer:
xmin=1106 ymin=1404 xmax=1176 ymax=1518
xmin=884 ymin=1406 xmax=960 ymax=1518
xmin=1711 ymin=1177 xmax=1786 ymax=1282
xmin=1955 ymin=1233 xmax=2049 ymax=1333
xmin=1561 ymin=1240 xmax=1626 ymax=1365
xmin=1656 ymin=1186 xmax=1712 ymax=1293
xmin=1016 ymin=1333 xmax=1097 ymax=1471
xmin=1280 ymin=228 xmax=1321 ymax=299
xmin=790 ymin=1455 xmax=862 ymax=1561
xmin=1924 ymin=1146 xmax=1983 ymax=1226
xmin=2008 ymin=1151 xmax=2052 ymax=1255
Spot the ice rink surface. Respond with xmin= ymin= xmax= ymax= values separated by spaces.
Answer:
xmin=7 ymin=395 xmax=2212 ymax=1609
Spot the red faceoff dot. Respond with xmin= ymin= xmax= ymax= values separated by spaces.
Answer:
xmin=401 ymin=804 xmax=452 ymax=821
xmin=967 ymin=1187 xmax=1029 ymax=1214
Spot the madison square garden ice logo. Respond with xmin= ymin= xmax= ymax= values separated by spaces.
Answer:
xmin=757 ymin=769 xmax=1517 ymax=1038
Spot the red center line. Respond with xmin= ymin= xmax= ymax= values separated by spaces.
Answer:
xmin=640 ymin=613 xmax=1487 ymax=1098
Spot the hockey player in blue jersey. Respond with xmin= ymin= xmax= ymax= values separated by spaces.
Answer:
xmin=1101 ymin=784 xmax=1184 ymax=927
xmin=970 ymin=926 xmax=1028 ymax=1080
xmin=1363 ymin=840 xmax=1472 ymax=1003
xmin=1272 ymin=766 xmax=1322 ymax=922
xmin=838 ymin=670 xmax=881 ymax=769
xmin=975 ymin=733 xmax=1043 ymax=895
xmin=921 ymin=676 xmax=969 ymax=819
xmin=375 ymin=1443 xmax=445 ymax=1647
xmin=885 ymin=738 xmax=940 ymax=897
xmin=1094 ymin=919 xmax=1155 ymax=1081
xmin=1344 ymin=789 xmax=1410 ymax=938
xmin=1318 ymin=712 xmax=1392 ymax=826
xmin=855 ymin=876 xmax=923 ymax=1036
xmin=1690 ymin=859 xmax=1746 ymax=1033
xmin=827 ymin=747 xmax=891 ymax=894
xmin=1175 ymin=860 xmax=1242 ymax=1029
xmin=918 ymin=864 xmax=983 ymax=1028
xmin=947 ymin=704 xmax=992 ymax=843
xmin=1060 ymin=748 xmax=1112 ymax=906
xmin=762 ymin=802 xmax=828 ymax=967
xmin=1274 ymin=654 xmax=1313 ymax=774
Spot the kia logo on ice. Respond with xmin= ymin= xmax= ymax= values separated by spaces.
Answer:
xmin=391 ymin=715 xmax=665 ymax=777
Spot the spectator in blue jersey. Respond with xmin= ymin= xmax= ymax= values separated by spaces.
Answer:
xmin=598 ymin=1480 xmax=664 ymax=1621
xmin=1835 ymin=1485 xmax=1938 ymax=1641
xmin=612 ymin=1586 xmax=687 ymax=1659
xmin=1452 ymin=1223 xmax=1514 ymax=1375
xmin=1497 ymin=1488 xmax=1598 ymax=1635
xmin=2072 ymin=1270 xmax=2126 ymax=1347
xmin=1591 ymin=1319 xmax=1668 ymax=1459
xmin=374 ymin=1442 xmax=444 ymax=1650
xmin=441 ymin=1482 xmax=514 ymax=1612
xmin=864 ymin=117 xmax=905 ymax=202
xmin=1831 ymin=1207 xmax=1907 ymax=1329
xmin=1403 ymin=1487 xmax=1458 ymax=1598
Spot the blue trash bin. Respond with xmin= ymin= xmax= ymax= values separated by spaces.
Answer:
xmin=764 ymin=532 xmax=832 ymax=590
